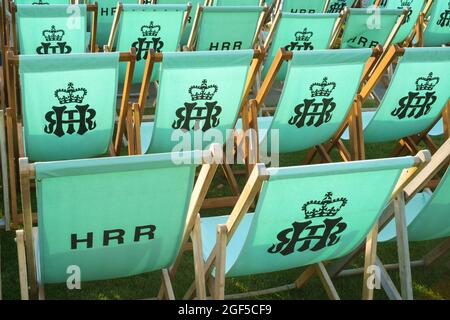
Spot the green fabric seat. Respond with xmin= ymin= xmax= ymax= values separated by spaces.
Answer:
xmin=141 ymin=50 xmax=254 ymax=153
xmin=258 ymin=49 xmax=372 ymax=154
xmin=155 ymin=0 xmax=203 ymax=46
xmin=32 ymin=151 xmax=201 ymax=283
xmin=210 ymin=0 xmax=262 ymax=5
xmin=110 ymin=4 xmax=188 ymax=84
xmin=340 ymin=8 xmax=403 ymax=49
xmin=201 ymin=156 xmax=416 ymax=277
xmin=262 ymin=13 xmax=340 ymax=81
xmin=19 ymin=52 xmax=120 ymax=161
xmin=354 ymin=47 xmax=450 ymax=144
xmin=379 ymin=167 xmax=450 ymax=242
xmin=189 ymin=5 xmax=264 ymax=51
xmin=423 ymin=1 xmax=450 ymax=47
xmin=13 ymin=0 xmax=70 ymax=4
xmin=281 ymin=0 xmax=328 ymax=13
xmin=15 ymin=4 xmax=88 ymax=54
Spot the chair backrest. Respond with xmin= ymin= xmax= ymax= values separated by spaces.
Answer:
xmin=14 ymin=4 xmax=88 ymax=54
xmin=19 ymin=52 xmax=121 ymax=161
xmin=281 ymin=0 xmax=328 ymax=13
xmin=363 ymin=47 xmax=450 ymax=143
xmin=34 ymin=151 xmax=200 ymax=283
xmin=154 ymin=0 xmax=204 ymax=46
xmin=326 ymin=0 xmax=354 ymax=13
xmin=423 ymin=0 xmax=450 ymax=46
xmin=96 ymin=0 xmax=136 ymax=46
xmin=262 ymin=49 xmax=371 ymax=153
xmin=381 ymin=0 xmax=426 ymax=44
xmin=146 ymin=50 xmax=254 ymax=153
xmin=262 ymin=13 xmax=340 ymax=81
xmin=340 ymin=8 xmax=403 ymax=48
xmin=209 ymin=0 xmax=263 ymax=5
xmin=112 ymin=4 xmax=188 ymax=84
xmin=190 ymin=5 xmax=264 ymax=50
xmin=13 ymin=0 xmax=71 ymax=4
xmin=225 ymin=156 xmax=416 ymax=277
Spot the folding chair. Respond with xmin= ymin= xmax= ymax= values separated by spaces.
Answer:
xmin=415 ymin=0 xmax=450 ymax=47
xmin=105 ymin=3 xmax=190 ymax=84
xmin=281 ymin=0 xmax=329 ymax=13
xmin=16 ymin=144 xmax=222 ymax=299
xmin=4 ymin=50 xmax=136 ymax=227
xmin=333 ymin=138 xmax=449 ymax=300
xmin=10 ymin=3 xmax=98 ymax=54
xmin=242 ymin=48 xmax=378 ymax=168
xmin=261 ymin=12 xmax=344 ymax=82
xmin=182 ymin=153 xmax=428 ymax=299
xmin=339 ymin=46 xmax=450 ymax=159
xmin=186 ymin=5 xmax=267 ymax=51
xmin=127 ymin=49 xmax=264 ymax=208
xmin=335 ymin=8 xmax=407 ymax=51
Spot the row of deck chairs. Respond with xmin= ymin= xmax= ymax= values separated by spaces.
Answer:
xmin=0 ymin=0 xmax=448 ymax=300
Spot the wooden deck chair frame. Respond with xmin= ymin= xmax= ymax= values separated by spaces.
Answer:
xmin=329 ymin=140 xmax=450 ymax=300
xmin=16 ymin=143 xmax=223 ymax=300
xmin=126 ymin=48 xmax=265 ymax=209
xmin=4 ymin=49 xmax=136 ymax=229
xmin=412 ymin=0 xmax=445 ymax=47
xmin=9 ymin=1 xmax=99 ymax=55
xmin=243 ymin=46 xmax=383 ymax=169
xmin=186 ymin=4 xmax=269 ymax=51
xmin=104 ymin=2 xmax=192 ymax=53
xmin=180 ymin=152 xmax=429 ymax=300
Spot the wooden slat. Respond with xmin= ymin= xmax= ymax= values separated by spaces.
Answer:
xmin=16 ymin=230 xmax=29 ymax=300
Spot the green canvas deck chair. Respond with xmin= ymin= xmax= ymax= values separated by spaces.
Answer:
xmin=240 ymin=48 xmax=379 ymax=168
xmin=15 ymin=144 xmax=222 ymax=299
xmin=152 ymin=0 xmax=206 ymax=47
xmin=105 ymin=3 xmax=190 ymax=84
xmin=127 ymin=49 xmax=264 ymax=208
xmin=181 ymin=153 xmax=428 ymax=299
xmin=4 ymin=50 xmax=136 ymax=227
xmin=261 ymin=12 xmax=344 ymax=81
xmin=338 ymin=46 xmax=450 ymax=160
xmin=415 ymin=0 xmax=450 ymax=47
xmin=336 ymin=8 xmax=407 ymax=51
xmin=10 ymin=3 xmax=98 ymax=54
xmin=186 ymin=5 xmax=267 ymax=51
xmin=281 ymin=0 xmax=329 ymax=13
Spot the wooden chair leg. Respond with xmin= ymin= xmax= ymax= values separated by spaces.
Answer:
xmin=294 ymin=265 xmax=316 ymax=289
xmin=221 ymin=163 xmax=240 ymax=196
xmin=0 ymin=110 xmax=11 ymax=230
xmin=422 ymin=237 xmax=450 ymax=267
xmin=315 ymin=262 xmax=340 ymax=300
xmin=16 ymin=230 xmax=29 ymax=300
xmin=160 ymin=269 xmax=175 ymax=300
xmin=192 ymin=214 xmax=207 ymax=300
xmin=5 ymin=108 xmax=17 ymax=227
xmin=376 ymin=256 xmax=402 ymax=300
xmin=213 ymin=224 xmax=227 ymax=300
xmin=362 ymin=223 xmax=379 ymax=300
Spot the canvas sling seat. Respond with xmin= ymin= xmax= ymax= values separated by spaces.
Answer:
xmin=15 ymin=144 xmax=222 ymax=299
xmin=208 ymin=0 xmax=264 ymax=6
xmin=414 ymin=0 xmax=450 ymax=47
xmin=183 ymin=153 xmax=428 ymax=299
xmin=281 ymin=0 xmax=329 ymax=13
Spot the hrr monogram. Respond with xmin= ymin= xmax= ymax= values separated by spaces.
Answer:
xmin=284 ymin=28 xmax=314 ymax=51
xmin=36 ymin=25 xmax=72 ymax=55
xmin=132 ymin=22 xmax=164 ymax=61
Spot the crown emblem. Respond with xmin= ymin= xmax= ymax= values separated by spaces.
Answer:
xmin=310 ymin=77 xmax=336 ymax=97
xmin=43 ymin=25 xmax=64 ymax=42
xmin=302 ymin=192 xmax=348 ymax=219
xmin=188 ymin=79 xmax=218 ymax=101
xmin=54 ymin=82 xmax=87 ymax=104
xmin=32 ymin=0 xmax=50 ymax=4
xmin=141 ymin=21 xmax=161 ymax=37
xmin=400 ymin=0 xmax=413 ymax=6
xmin=415 ymin=72 xmax=439 ymax=91
xmin=295 ymin=28 xmax=313 ymax=42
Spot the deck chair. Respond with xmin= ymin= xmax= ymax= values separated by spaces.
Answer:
xmin=10 ymin=3 xmax=98 ymax=54
xmin=336 ymin=8 xmax=407 ymax=50
xmin=186 ymin=5 xmax=267 ymax=51
xmin=281 ymin=0 xmax=329 ymax=13
xmin=416 ymin=0 xmax=450 ymax=47
xmin=127 ymin=49 xmax=264 ymax=208
xmin=105 ymin=3 xmax=190 ymax=84
xmin=181 ymin=153 xmax=428 ymax=299
xmin=339 ymin=46 xmax=450 ymax=160
xmin=241 ymin=48 xmax=377 ymax=168
xmin=261 ymin=12 xmax=344 ymax=82
xmin=15 ymin=144 xmax=222 ymax=299
xmin=4 ymin=50 xmax=136 ymax=227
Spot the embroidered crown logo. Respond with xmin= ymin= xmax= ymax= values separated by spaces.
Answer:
xmin=302 ymin=192 xmax=347 ymax=219
xmin=295 ymin=28 xmax=313 ymax=42
xmin=55 ymin=82 xmax=87 ymax=104
xmin=141 ymin=22 xmax=161 ymax=37
xmin=415 ymin=72 xmax=439 ymax=91
xmin=188 ymin=79 xmax=218 ymax=101
xmin=400 ymin=0 xmax=413 ymax=6
xmin=310 ymin=77 xmax=336 ymax=97
xmin=43 ymin=25 xmax=65 ymax=42
xmin=32 ymin=0 xmax=49 ymax=4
